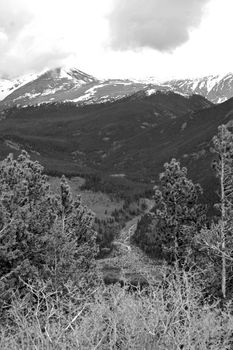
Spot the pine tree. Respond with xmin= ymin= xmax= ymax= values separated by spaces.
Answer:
xmin=0 ymin=151 xmax=98 ymax=298
xmin=153 ymin=159 xmax=206 ymax=264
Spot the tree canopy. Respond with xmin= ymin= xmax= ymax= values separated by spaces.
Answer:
xmin=0 ymin=151 xmax=98 ymax=298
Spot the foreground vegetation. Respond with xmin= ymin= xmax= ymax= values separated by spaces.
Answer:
xmin=1 ymin=270 xmax=233 ymax=350
xmin=1 ymin=124 xmax=233 ymax=348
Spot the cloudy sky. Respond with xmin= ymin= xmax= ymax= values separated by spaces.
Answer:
xmin=0 ymin=0 xmax=232 ymax=80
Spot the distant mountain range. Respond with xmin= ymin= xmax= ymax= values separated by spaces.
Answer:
xmin=164 ymin=73 xmax=233 ymax=104
xmin=1 ymin=67 xmax=233 ymax=205
xmin=0 ymin=68 xmax=160 ymax=110
xmin=1 ymin=67 xmax=233 ymax=110
xmin=0 ymin=88 xmax=230 ymax=202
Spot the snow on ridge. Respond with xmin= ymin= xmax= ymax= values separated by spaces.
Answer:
xmin=130 ymin=76 xmax=159 ymax=84
xmin=217 ymin=97 xmax=228 ymax=103
xmin=197 ymin=81 xmax=204 ymax=89
xmin=1 ymin=68 xmax=233 ymax=106
xmin=174 ymin=91 xmax=189 ymax=97
xmin=205 ymin=75 xmax=224 ymax=93
xmin=163 ymin=72 xmax=233 ymax=102
xmin=0 ymin=72 xmax=40 ymax=101
xmin=58 ymin=68 xmax=74 ymax=80
xmin=0 ymin=79 xmax=15 ymax=100
xmin=41 ymin=85 xmax=68 ymax=96
xmin=14 ymin=92 xmax=41 ymax=101
xmin=72 ymin=92 xmax=93 ymax=102
xmin=146 ymin=88 xmax=157 ymax=96
xmin=191 ymin=80 xmax=200 ymax=91
xmin=71 ymin=84 xmax=109 ymax=102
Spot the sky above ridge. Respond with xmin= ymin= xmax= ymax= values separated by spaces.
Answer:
xmin=0 ymin=0 xmax=232 ymax=80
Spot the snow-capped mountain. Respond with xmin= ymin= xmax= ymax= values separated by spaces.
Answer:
xmin=0 ymin=73 xmax=39 ymax=101
xmin=0 ymin=68 xmax=99 ymax=109
xmin=164 ymin=73 xmax=233 ymax=104
xmin=0 ymin=67 xmax=160 ymax=109
xmin=1 ymin=68 xmax=233 ymax=110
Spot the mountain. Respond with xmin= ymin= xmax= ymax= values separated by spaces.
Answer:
xmin=1 ymin=68 xmax=233 ymax=109
xmin=0 ymin=73 xmax=39 ymax=101
xmin=0 ymin=68 xmax=98 ymax=109
xmin=164 ymin=73 xmax=233 ymax=104
xmin=0 ymin=67 xmax=164 ymax=110
xmin=0 ymin=91 xmax=216 ymax=187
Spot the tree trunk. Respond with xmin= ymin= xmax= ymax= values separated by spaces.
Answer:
xmin=221 ymin=220 xmax=226 ymax=298
xmin=221 ymin=151 xmax=226 ymax=299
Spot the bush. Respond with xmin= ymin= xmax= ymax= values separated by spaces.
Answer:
xmin=0 ymin=268 xmax=232 ymax=350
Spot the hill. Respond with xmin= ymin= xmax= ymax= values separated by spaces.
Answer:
xmin=0 ymin=90 xmax=224 ymax=204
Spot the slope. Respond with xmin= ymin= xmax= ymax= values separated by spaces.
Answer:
xmin=0 ymin=91 xmax=230 ymax=205
xmin=165 ymin=73 xmax=233 ymax=104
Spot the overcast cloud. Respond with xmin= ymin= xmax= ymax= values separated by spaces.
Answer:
xmin=0 ymin=0 xmax=232 ymax=80
xmin=108 ymin=0 xmax=210 ymax=51
xmin=0 ymin=0 xmax=77 ymax=77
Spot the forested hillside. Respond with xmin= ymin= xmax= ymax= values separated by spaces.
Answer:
xmin=1 ymin=122 xmax=233 ymax=348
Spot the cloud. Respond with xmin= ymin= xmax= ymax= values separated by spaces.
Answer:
xmin=0 ymin=45 xmax=70 ymax=78
xmin=0 ymin=0 xmax=31 ymax=39
xmin=0 ymin=0 xmax=113 ymax=77
xmin=0 ymin=0 xmax=74 ymax=77
xmin=107 ymin=0 xmax=210 ymax=52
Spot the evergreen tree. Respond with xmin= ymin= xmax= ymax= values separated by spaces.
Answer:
xmin=134 ymin=159 xmax=206 ymax=264
xmin=152 ymin=159 xmax=205 ymax=264
xmin=0 ymin=151 xmax=98 ymax=299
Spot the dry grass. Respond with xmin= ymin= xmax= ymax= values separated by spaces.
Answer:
xmin=1 ymin=268 xmax=233 ymax=350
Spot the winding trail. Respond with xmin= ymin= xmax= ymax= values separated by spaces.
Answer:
xmin=97 ymin=199 xmax=162 ymax=285
xmin=112 ymin=198 xmax=154 ymax=252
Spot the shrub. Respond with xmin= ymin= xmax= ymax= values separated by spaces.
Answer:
xmin=1 ymin=268 xmax=232 ymax=350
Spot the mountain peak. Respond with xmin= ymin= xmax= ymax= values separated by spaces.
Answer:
xmin=164 ymin=73 xmax=233 ymax=104
xmin=0 ymin=66 xmax=101 ymax=108
xmin=67 ymin=67 xmax=98 ymax=83
xmin=1 ymin=68 xmax=233 ymax=109
xmin=40 ymin=67 xmax=98 ymax=84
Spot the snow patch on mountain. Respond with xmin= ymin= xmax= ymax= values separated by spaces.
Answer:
xmin=0 ymin=72 xmax=39 ymax=101
xmin=72 ymin=92 xmax=94 ymax=102
xmin=0 ymin=79 xmax=15 ymax=100
xmin=164 ymin=73 xmax=233 ymax=104
xmin=1 ymin=68 xmax=233 ymax=109
xmin=130 ymin=76 xmax=160 ymax=84
xmin=146 ymin=88 xmax=157 ymax=96
xmin=217 ymin=97 xmax=228 ymax=103
xmin=14 ymin=92 xmax=41 ymax=101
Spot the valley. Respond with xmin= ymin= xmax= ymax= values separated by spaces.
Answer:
xmin=1 ymin=88 xmax=232 ymax=208
xmin=1 ymin=66 xmax=233 ymax=282
xmin=2 ymin=1 xmax=233 ymax=347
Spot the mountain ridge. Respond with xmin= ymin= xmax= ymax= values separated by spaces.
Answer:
xmin=1 ymin=68 xmax=233 ymax=109
xmin=164 ymin=73 xmax=233 ymax=104
xmin=0 ymin=91 xmax=220 ymax=180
